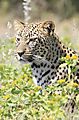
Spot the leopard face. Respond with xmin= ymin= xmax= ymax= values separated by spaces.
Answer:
xmin=14 ymin=20 xmax=55 ymax=64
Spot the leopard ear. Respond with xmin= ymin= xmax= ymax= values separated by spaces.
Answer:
xmin=42 ymin=21 xmax=55 ymax=35
xmin=14 ymin=20 xmax=25 ymax=32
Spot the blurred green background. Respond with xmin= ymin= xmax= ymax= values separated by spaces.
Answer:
xmin=0 ymin=0 xmax=79 ymax=20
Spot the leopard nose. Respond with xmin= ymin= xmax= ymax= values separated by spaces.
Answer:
xmin=18 ymin=51 xmax=25 ymax=57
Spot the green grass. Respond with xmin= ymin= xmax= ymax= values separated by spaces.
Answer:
xmin=0 ymin=38 xmax=79 ymax=120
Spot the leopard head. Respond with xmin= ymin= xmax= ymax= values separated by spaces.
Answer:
xmin=14 ymin=20 xmax=55 ymax=63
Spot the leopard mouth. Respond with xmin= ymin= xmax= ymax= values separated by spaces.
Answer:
xmin=15 ymin=53 xmax=34 ymax=63
xmin=15 ymin=52 xmax=46 ymax=63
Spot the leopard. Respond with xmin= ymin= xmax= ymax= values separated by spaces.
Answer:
xmin=14 ymin=20 xmax=79 ymax=112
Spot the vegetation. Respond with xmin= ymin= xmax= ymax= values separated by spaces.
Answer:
xmin=0 ymin=38 xmax=79 ymax=120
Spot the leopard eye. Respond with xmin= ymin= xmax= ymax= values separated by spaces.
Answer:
xmin=26 ymin=38 xmax=33 ymax=45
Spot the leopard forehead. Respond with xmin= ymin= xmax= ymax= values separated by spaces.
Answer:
xmin=14 ymin=20 xmax=55 ymax=37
